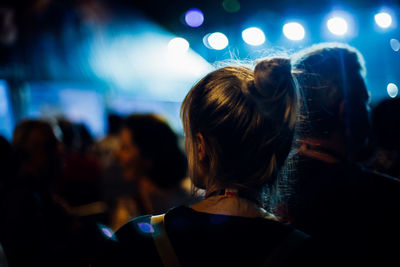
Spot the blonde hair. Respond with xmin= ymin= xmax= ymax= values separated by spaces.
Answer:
xmin=181 ymin=58 xmax=299 ymax=202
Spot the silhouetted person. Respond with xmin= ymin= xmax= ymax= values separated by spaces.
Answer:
xmin=285 ymin=43 xmax=400 ymax=266
xmin=0 ymin=120 xmax=76 ymax=266
xmin=107 ymin=114 xmax=191 ymax=230
xmin=367 ymin=97 xmax=400 ymax=178
xmin=54 ymin=119 xmax=109 ymax=265
xmin=94 ymin=113 xmax=123 ymax=169
xmin=56 ymin=119 xmax=103 ymax=207
xmin=0 ymin=136 xmax=11 ymax=206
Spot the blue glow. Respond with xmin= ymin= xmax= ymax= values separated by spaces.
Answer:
xmin=0 ymin=80 xmax=13 ymax=140
xmin=138 ymin=223 xmax=155 ymax=233
xmin=387 ymin=83 xmax=398 ymax=98
xmin=185 ymin=8 xmax=204 ymax=28
xmin=27 ymin=83 xmax=106 ymax=137
xmin=375 ymin=12 xmax=392 ymax=28
xmin=242 ymin=27 xmax=266 ymax=46
xmin=202 ymin=33 xmax=212 ymax=49
xmin=283 ymin=22 xmax=305 ymax=41
xmin=59 ymin=89 xmax=105 ymax=137
xmin=107 ymin=97 xmax=183 ymax=134
xmin=327 ymin=17 xmax=348 ymax=35
xmin=89 ymin=21 xmax=213 ymax=102
xmin=207 ymin=32 xmax=229 ymax=50
xmin=390 ymin=39 xmax=400 ymax=52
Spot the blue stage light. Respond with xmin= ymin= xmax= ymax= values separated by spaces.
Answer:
xmin=283 ymin=22 xmax=305 ymax=41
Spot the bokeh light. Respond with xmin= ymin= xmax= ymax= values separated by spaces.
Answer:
xmin=327 ymin=17 xmax=348 ymax=35
xmin=99 ymin=226 xmax=113 ymax=238
xmin=185 ymin=8 xmax=204 ymax=28
xmin=242 ymin=27 xmax=266 ymax=46
xmin=387 ymin=83 xmax=398 ymax=98
xmin=375 ymin=12 xmax=392 ymax=28
xmin=283 ymin=22 xmax=305 ymax=41
xmin=390 ymin=38 xmax=400 ymax=52
xmin=167 ymin=37 xmax=189 ymax=54
xmin=222 ymin=0 xmax=241 ymax=13
xmin=207 ymin=32 xmax=229 ymax=50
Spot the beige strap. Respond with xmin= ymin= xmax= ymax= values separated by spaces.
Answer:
xmin=150 ymin=214 xmax=181 ymax=267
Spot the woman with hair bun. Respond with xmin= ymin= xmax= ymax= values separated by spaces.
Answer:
xmin=95 ymin=58 xmax=315 ymax=267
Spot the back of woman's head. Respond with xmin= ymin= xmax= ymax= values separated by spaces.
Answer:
xmin=123 ymin=114 xmax=187 ymax=189
xmin=181 ymin=58 xmax=298 ymax=194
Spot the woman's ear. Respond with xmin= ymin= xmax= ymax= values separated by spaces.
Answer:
xmin=196 ymin=133 xmax=206 ymax=161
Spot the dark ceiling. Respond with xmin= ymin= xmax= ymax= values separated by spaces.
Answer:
xmin=3 ymin=0 xmax=399 ymax=33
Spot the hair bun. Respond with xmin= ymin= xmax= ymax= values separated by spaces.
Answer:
xmin=250 ymin=57 xmax=297 ymax=130
xmin=253 ymin=58 xmax=292 ymax=98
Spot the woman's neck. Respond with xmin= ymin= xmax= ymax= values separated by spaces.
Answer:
xmin=191 ymin=192 xmax=276 ymax=220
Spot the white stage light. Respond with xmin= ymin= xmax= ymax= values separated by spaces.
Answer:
xmin=387 ymin=83 xmax=398 ymax=98
xmin=168 ymin=37 xmax=189 ymax=54
xmin=207 ymin=32 xmax=229 ymax=50
xmin=375 ymin=12 xmax=392 ymax=28
xmin=283 ymin=22 xmax=305 ymax=41
xmin=242 ymin=27 xmax=266 ymax=46
xmin=327 ymin=17 xmax=348 ymax=35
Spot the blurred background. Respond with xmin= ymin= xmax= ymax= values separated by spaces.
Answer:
xmin=0 ymin=0 xmax=399 ymax=139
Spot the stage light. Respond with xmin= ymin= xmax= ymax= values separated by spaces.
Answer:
xmin=242 ymin=27 xmax=266 ymax=46
xmin=222 ymin=0 xmax=240 ymax=13
xmin=283 ymin=22 xmax=305 ymax=41
xmin=375 ymin=12 xmax=392 ymax=28
xmin=207 ymin=32 xmax=229 ymax=50
xmin=390 ymin=39 xmax=400 ymax=52
xmin=387 ymin=83 xmax=398 ymax=98
xmin=185 ymin=8 xmax=204 ymax=28
xmin=168 ymin=37 xmax=189 ymax=54
xmin=327 ymin=17 xmax=348 ymax=36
